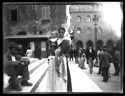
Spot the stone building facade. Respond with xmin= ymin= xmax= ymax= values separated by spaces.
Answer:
xmin=3 ymin=2 xmax=66 ymax=57
xmin=69 ymin=3 xmax=121 ymax=51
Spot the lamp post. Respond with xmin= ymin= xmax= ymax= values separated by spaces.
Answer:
xmin=93 ymin=15 xmax=99 ymax=51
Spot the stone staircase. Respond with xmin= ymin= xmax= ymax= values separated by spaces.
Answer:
xmin=3 ymin=58 xmax=48 ymax=94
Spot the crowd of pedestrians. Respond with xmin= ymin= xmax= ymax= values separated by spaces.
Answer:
xmin=68 ymin=45 xmax=120 ymax=83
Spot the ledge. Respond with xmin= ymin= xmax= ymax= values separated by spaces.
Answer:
xmin=4 ymin=35 xmax=50 ymax=39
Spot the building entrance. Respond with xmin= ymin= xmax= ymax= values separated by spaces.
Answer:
xmin=76 ymin=40 xmax=83 ymax=49
xmin=86 ymin=40 xmax=93 ymax=49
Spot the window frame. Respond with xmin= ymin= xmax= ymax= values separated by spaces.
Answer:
xmin=77 ymin=16 xmax=81 ymax=22
xmin=86 ymin=15 xmax=91 ymax=22
xmin=41 ymin=6 xmax=50 ymax=20
xmin=87 ymin=27 xmax=91 ymax=34
xmin=10 ymin=8 xmax=18 ymax=22
xmin=77 ymin=27 xmax=81 ymax=34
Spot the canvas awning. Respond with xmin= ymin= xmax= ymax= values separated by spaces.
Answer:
xmin=4 ymin=35 xmax=50 ymax=39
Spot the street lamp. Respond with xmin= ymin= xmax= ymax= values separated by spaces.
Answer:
xmin=93 ymin=15 xmax=99 ymax=51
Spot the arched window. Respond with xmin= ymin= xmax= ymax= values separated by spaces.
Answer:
xmin=98 ymin=27 xmax=102 ymax=34
xmin=77 ymin=16 xmax=81 ymax=22
xmin=87 ymin=15 xmax=91 ymax=22
xmin=87 ymin=27 xmax=91 ymax=34
xmin=77 ymin=27 xmax=81 ymax=33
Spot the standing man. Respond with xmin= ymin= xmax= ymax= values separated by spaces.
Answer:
xmin=74 ymin=47 xmax=79 ymax=64
xmin=86 ymin=46 xmax=95 ymax=74
xmin=34 ymin=46 xmax=41 ymax=59
xmin=3 ymin=42 xmax=32 ymax=91
xmin=100 ymin=46 xmax=112 ymax=82
xmin=97 ymin=48 xmax=103 ymax=74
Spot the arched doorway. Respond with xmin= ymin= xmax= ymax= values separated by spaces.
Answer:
xmin=97 ymin=39 xmax=103 ymax=50
xmin=106 ymin=39 xmax=114 ymax=52
xmin=76 ymin=40 xmax=83 ymax=49
xmin=86 ymin=40 xmax=93 ymax=49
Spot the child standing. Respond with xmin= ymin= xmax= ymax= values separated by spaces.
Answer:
xmin=79 ymin=53 xmax=86 ymax=69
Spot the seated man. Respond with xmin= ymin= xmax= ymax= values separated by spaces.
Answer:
xmin=3 ymin=42 xmax=32 ymax=91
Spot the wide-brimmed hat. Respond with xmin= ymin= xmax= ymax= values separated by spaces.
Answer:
xmin=9 ymin=42 xmax=19 ymax=49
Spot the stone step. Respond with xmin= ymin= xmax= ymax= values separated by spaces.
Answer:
xmin=20 ymin=59 xmax=48 ymax=93
xmin=3 ymin=58 xmax=48 ymax=93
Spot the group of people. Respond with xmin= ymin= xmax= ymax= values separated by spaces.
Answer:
xmin=3 ymin=25 xmax=120 ymax=92
xmin=3 ymin=26 xmax=72 ymax=92
xmin=68 ymin=45 xmax=120 ymax=83
xmin=47 ymin=27 xmax=72 ymax=92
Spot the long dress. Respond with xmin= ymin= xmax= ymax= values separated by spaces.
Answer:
xmin=46 ymin=55 xmax=67 ymax=92
xmin=46 ymin=38 xmax=72 ymax=92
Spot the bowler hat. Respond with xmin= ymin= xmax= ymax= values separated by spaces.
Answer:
xmin=9 ymin=42 xmax=19 ymax=49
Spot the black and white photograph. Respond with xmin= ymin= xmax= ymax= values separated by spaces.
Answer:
xmin=3 ymin=2 xmax=123 ymax=94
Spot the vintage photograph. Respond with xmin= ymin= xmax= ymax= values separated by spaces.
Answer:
xmin=3 ymin=2 xmax=123 ymax=93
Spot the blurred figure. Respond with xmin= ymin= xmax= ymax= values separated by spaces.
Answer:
xmin=74 ymin=48 xmax=79 ymax=64
xmin=34 ymin=46 xmax=41 ymax=59
xmin=112 ymin=47 xmax=120 ymax=76
xmin=79 ymin=48 xmax=83 ymax=59
xmin=18 ymin=44 xmax=23 ymax=56
xmin=100 ymin=46 xmax=112 ymax=82
xmin=46 ymin=27 xmax=72 ymax=92
xmin=86 ymin=46 xmax=95 ymax=74
xmin=79 ymin=53 xmax=86 ymax=69
xmin=97 ymin=48 xmax=103 ymax=74
xmin=85 ymin=47 xmax=89 ymax=64
xmin=47 ymin=31 xmax=58 ymax=56
xmin=25 ymin=46 xmax=32 ymax=59
xmin=3 ymin=42 xmax=32 ymax=91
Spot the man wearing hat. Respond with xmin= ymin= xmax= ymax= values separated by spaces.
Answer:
xmin=3 ymin=42 xmax=32 ymax=91
xmin=100 ymin=46 xmax=112 ymax=82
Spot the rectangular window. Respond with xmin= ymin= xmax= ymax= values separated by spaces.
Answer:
xmin=10 ymin=9 xmax=17 ymax=21
xmin=25 ymin=7 xmax=29 ymax=19
xmin=19 ymin=8 xmax=25 ymax=20
xmin=87 ymin=15 xmax=91 ymax=22
xmin=41 ymin=7 xmax=50 ymax=20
